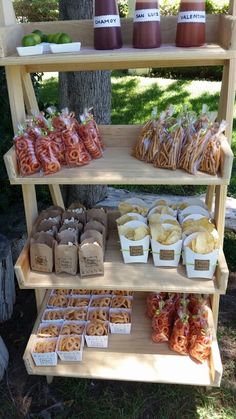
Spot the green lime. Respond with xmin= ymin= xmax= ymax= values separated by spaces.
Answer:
xmin=21 ymin=34 xmax=37 ymax=47
xmin=41 ymin=34 xmax=48 ymax=43
xmin=47 ymin=33 xmax=55 ymax=43
xmin=51 ymin=33 xmax=63 ymax=44
xmin=32 ymin=29 xmax=43 ymax=41
xmin=31 ymin=33 xmax=41 ymax=44
xmin=57 ymin=33 xmax=72 ymax=44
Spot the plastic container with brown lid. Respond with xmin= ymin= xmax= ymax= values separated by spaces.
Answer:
xmin=133 ymin=0 xmax=161 ymax=49
xmin=94 ymin=0 xmax=123 ymax=50
xmin=176 ymin=0 xmax=206 ymax=47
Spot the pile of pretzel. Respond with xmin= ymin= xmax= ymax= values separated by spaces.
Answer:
xmin=133 ymin=105 xmax=226 ymax=175
xmin=14 ymin=108 xmax=103 ymax=176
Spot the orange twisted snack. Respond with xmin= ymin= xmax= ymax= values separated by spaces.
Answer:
xmin=59 ymin=336 xmax=81 ymax=351
xmin=111 ymin=297 xmax=132 ymax=309
xmin=48 ymin=295 xmax=68 ymax=308
xmin=35 ymin=135 xmax=61 ymax=175
xmin=64 ymin=308 xmax=87 ymax=321
xmin=169 ymin=313 xmax=190 ymax=355
xmin=14 ymin=133 xmax=41 ymax=176
xmin=88 ymin=309 xmax=109 ymax=323
xmin=37 ymin=324 xmax=60 ymax=338
xmin=90 ymin=297 xmax=111 ymax=308
xmin=68 ymin=297 xmax=90 ymax=307
xmin=62 ymin=128 xmax=91 ymax=167
xmin=34 ymin=340 xmax=56 ymax=353
xmin=43 ymin=310 xmax=64 ymax=321
xmin=61 ymin=323 xmax=85 ymax=335
xmin=86 ymin=322 xmax=108 ymax=336
xmin=110 ymin=311 xmax=130 ymax=324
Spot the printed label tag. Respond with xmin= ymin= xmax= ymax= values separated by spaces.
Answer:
xmin=194 ymin=259 xmax=210 ymax=271
xmin=129 ymin=246 xmax=144 ymax=256
xmin=94 ymin=14 xmax=121 ymax=28
xmin=160 ymin=250 xmax=175 ymax=261
xmin=178 ymin=11 xmax=206 ymax=24
xmin=134 ymin=8 xmax=160 ymax=22
xmin=35 ymin=255 xmax=47 ymax=266
xmin=59 ymin=258 xmax=72 ymax=269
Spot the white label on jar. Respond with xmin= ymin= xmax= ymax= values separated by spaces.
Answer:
xmin=178 ymin=11 xmax=206 ymax=23
xmin=134 ymin=9 xmax=160 ymax=22
xmin=94 ymin=14 xmax=121 ymax=28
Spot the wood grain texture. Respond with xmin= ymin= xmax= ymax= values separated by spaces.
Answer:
xmin=14 ymin=211 xmax=228 ymax=294
xmin=23 ymin=292 xmax=222 ymax=386
xmin=4 ymin=125 xmax=233 ymax=186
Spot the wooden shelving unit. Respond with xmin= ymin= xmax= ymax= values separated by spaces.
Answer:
xmin=1 ymin=0 xmax=236 ymax=387
xmin=23 ymin=291 xmax=223 ymax=387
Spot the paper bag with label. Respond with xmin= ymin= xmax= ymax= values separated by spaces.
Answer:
xmin=86 ymin=208 xmax=108 ymax=236
xmin=84 ymin=220 xmax=106 ymax=246
xmin=63 ymin=210 xmax=86 ymax=225
xmin=80 ymin=230 xmax=103 ymax=249
xmin=55 ymin=230 xmax=78 ymax=275
xmin=30 ymin=232 xmax=55 ymax=273
xmin=79 ymin=237 xmax=104 ymax=277
xmin=33 ymin=220 xmax=58 ymax=237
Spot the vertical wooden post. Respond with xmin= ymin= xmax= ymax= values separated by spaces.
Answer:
xmin=21 ymin=68 xmax=40 ymax=115
xmin=0 ymin=0 xmax=16 ymax=26
xmin=5 ymin=66 xmax=26 ymax=133
xmin=218 ymin=59 xmax=236 ymax=143
xmin=49 ymin=185 xmax=65 ymax=209
xmin=229 ymin=0 xmax=236 ymax=16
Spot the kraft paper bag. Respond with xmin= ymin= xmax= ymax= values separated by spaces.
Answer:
xmin=79 ymin=238 xmax=104 ymax=277
xmin=55 ymin=230 xmax=78 ymax=275
xmin=30 ymin=232 xmax=55 ymax=273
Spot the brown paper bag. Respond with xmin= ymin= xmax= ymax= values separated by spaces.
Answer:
xmin=63 ymin=210 xmax=86 ymax=225
xmin=36 ymin=210 xmax=62 ymax=225
xmin=86 ymin=208 xmax=108 ymax=228
xmin=80 ymin=230 xmax=103 ymax=248
xmin=84 ymin=221 xmax=106 ymax=245
xmin=79 ymin=238 xmax=104 ymax=277
xmin=33 ymin=220 xmax=58 ymax=237
xmin=30 ymin=232 xmax=55 ymax=273
xmin=55 ymin=230 xmax=78 ymax=275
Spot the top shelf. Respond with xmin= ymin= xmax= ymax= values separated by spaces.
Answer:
xmin=0 ymin=15 xmax=235 ymax=71
xmin=0 ymin=44 xmax=235 ymax=72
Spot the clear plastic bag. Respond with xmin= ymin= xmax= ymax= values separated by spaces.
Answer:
xmin=200 ymin=121 xmax=227 ymax=176
xmin=35 ymin=135 xmax=61 ymax=175
xmin=153 ymin=123 xmax=184 ymax=170
xmin=169 ymin=311 xmax=190 ymax=355
xmin=79 ymin=111 xmax=103 ymax=159
xmin=14 ymin=133 xmax=41 ymax=176
xmin=62 ymin=128 xmax=91 ymax=167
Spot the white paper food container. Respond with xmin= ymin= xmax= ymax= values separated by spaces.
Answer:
xmin=181 ymin=214 xmax=207 ymax=265
xmin=151 ymin=223 xmax=182 ymax=267
xmin=57 ymin=335 xmax=84 ymax=362
xmin=119 ymin=220 xmax=150 ymax=264
xmin=17 ymin=45 xmax=43 ymax=56
xmin=31 ymin=338 xmax=58 ymax=366
xmin=89 ymin=295 xmax=112 ymax=308
xmin=60 ymin=321 xmax=86 ymax=336
xmin=67 ymin=296 xmax=91 ymax=308
xmin=148 ymin=206 xmax=176 ymax=220
xmin=87 ymin=307 xmax=110 ymax=322
xmin=111 ymin=295 xmax=133 ymax=310
xmin=42 ymin=309 xmax=66 ymax=323
xmin=187 ymin=198 xmax=207 ymax=209
xmin=109 ymin=309 xmax=132 ymax=334
xmin=49 ymin=42 xmax=81 ymax=54
xmin=116 ymin=212 xmax=147 ymax=225
xmin=85 ymin=321 xmax=109 ymax=348
xmin=37 ymin=321 xmax=63 ymax=338
xmin=179 ymin=206 xmax=210 ymax=224
xmin=183 ymin=233 xmax=219 ymax=279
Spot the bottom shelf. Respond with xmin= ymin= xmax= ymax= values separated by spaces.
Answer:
xmin=23 ymin=293 xmax=222 ymax=387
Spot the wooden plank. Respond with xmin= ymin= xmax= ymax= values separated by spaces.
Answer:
xmin=0 ymin=25 xmax=23 ymax=58
xmin=48 ymin=185 xmax=65 ymax=210
xmin=14 ymin=211 xmax=227 ymax=294
xmin=3 ymin=142 xmax=231 ymax=187
xmin=229 ymin=0 xmax=236 ymax=16
xmin=22 ymin=185 xmax=38 ymax=234
xmin=5 ymin=66 xmax=26 ymax=133
xmin=219 ymin=15 xmax=236 ymax=50
xmin=214 ymin=185 xmax=228 ymax=246
xmin=0 ymin=45 xmax=234 ymax=71
xmin=21 ymin=68 xmax=39 ymax=115
xmin=205 ymin=187 xmax=215 ymax=212
xmin=0 ymin=0 xmax=16 ymax=26
xmin=22 ymin=292 xmax=222 ymax=386
xmin=218 ymin=59 xmax=236 ymax=142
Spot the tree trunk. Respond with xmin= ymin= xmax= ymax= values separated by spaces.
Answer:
xmin=59 ymin=0 xmax=110 ymax=208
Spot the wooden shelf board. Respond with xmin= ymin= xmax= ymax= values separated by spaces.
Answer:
xmin=15 ymin=212 xmax=228 ymax=294
xmin=4 ymin=146 xmax=229 ymax=186
xmin=1 ymin=45 xmax=235 ymax=72
xmin=23 ymin=292 xmax=222 ymax=386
